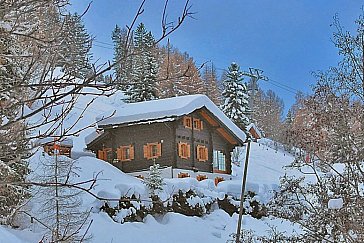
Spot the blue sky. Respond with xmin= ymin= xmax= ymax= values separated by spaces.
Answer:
xmin=69 ymin=1 xmax=363 ymax=112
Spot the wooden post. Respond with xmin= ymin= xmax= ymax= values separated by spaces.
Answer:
xmin=235 ymin=140 xmax=251 ymax=243
xmin=191 ymin=116 xmax=195 ymax=170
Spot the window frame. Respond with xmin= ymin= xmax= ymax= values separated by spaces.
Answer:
xmin=193 ymin=118 xmax=203 ymax=131
xmin=97 ymin=147 xmax=112 ymax=162
xmin=117 ymin=145 xmax=134 ymax=162
xmin=144 ymin=142 xmax=162 ymax=160
xmin=196 ymin=145 xmax=208 ymax=162
xmin=183 ymin=116 xmax=192 ymax=129
xmin=178 ymin=142 xmax=191 ymax=159
xmin=213 ymin=150 xmax=226 ymax=172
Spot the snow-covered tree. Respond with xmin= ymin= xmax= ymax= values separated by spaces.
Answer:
xmin=221 ymin=62 xmax=250 ymax=131
xmin=112 ymin=24 xmax=133 ymax=91
xmin=271 ymin=11 xmax=364 ymax=241
xmin=0 ymin=14 xmax=30 ymax=226
xmin=32 ymin=149 xmax=91 ymax=242
xmin=58 ymin=13 xmax=93 ymax=78
xmin=144 ymin=163 xmax=165 ymax=196
xmin=201 ymin=62 xmax=221 ymax=105
xmin=157 ymin=45 xmax=205 ymax=98
xmin=251 ymin=89 xmax=284 ymax=141
xmin=127 ymin=23 xmax=159 ymax=103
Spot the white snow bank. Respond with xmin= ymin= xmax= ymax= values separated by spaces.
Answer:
xmin=0 ymin=225 xmax=40 ymax=243
xmin=27 ymin=87 xmax=126 ymax=152
xmin=87 ymin=209 xmax=301 ymax=243
xmin=0 ymin=226 xmax=25 ymax=243
xmin=75 ymin=156 xmax=147 ymax=206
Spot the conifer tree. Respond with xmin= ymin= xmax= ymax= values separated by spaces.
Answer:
xmin=127 ymin=23 xmax=158 ymax=102
xmin=58 ymin=13 xmax=92 ymax=78
xmin=112 ymin=25 xmax=133 ymax=91
xmin=221 ymin=62 xmax=250 ymax=131
xmin=144 ymin=163 xmax=165 ymax=196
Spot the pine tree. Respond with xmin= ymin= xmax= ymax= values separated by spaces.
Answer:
xmin=221 ymin=62 xmax=250 ymax=131
xmin=58 ymin=13 xmax=92 ymax=78
xmin=112 ymin=25 xmax=133 ymax=91
xmin=127 ymin=23 xmax=158 ymax=102
xmin=144 ymin=163 xmax=165 ymax=196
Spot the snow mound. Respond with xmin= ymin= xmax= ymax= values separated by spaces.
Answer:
xmin=75 ymin=156 xmax=147 ymax=206
xmin=0 ymin=226 xmax=25 ymax=243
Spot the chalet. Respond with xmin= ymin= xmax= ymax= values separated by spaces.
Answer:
xmin=36 ymin=137 xmax=73 ymax=157
xmin=85 ymin=95 xmax=247 ymax=179
xmin=246 ymin=123 xmax=262 ymax=141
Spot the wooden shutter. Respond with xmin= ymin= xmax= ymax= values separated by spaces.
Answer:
xmin=143 ymin=145 xmax=149 ymax=159
xmin=183 ymin=117 xmax=187 ymax=127
xmin=204 ymin=147 xmax=208 ymax=161
xmin=98 ymin=150 xmax=104 ymax=160
xmin=183 ymin=116 xmax=192 ymax=129
xmin=157 ymin=143 xmax=162 ymax=157
xmin=187 ymin=144 xmax=191 ymax=158
xmin=129 ymin=145 xmax=134 ymax=160
xmin=178 ymin=142 xmax=182 ymax=157
xmin=200 ymin=121 xmax=203 ymax=130
xmin=196 ymin=145 xmax=201 ymax=161
xmin=116 ymin=147 xmax=122 ymax=161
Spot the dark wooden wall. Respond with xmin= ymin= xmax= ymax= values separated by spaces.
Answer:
xmin=175 ymin=110 xmax=232 ymax=173
xmin=89 ymin=122 xmax=174 ymax=173
xmin=88 ymin=110 xmax=235 ymax=174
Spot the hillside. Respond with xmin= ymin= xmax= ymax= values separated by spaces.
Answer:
xmin=1 ymin=138 xmax=300 ymax=242
xmin=0 ymin=89 xmax=301 ymax=242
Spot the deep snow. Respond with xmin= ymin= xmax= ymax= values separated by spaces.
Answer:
xmin=1 ymin=89 xmax=300 ymax=242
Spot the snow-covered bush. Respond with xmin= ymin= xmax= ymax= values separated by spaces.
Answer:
xmin=228 ymin=225 xmax=303 ymax=243
xmin=218 ymin=191 xmax=267 ymax=219
xmin=101 ymin=195 xmax=147 ymax=223
xmin=170 ymin=190 xmax=206 ymax=217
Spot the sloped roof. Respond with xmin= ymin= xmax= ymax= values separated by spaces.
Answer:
xmin=35 ymin=137 xmax=73 ymax=147
xmin=95 ymin=94 xmax=246 ymax=143
xmin=247 ymin=123 xmax=262 ymax=138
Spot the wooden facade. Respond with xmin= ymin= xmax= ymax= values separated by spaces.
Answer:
xmin=44 ymin=143 xmax=72 ymax=157
xmin=87 ymin=107 xmax=244 ymax=175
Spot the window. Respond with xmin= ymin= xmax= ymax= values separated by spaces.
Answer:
xmin=97 ymin=148 xmax=112 ymax=161
xmin=193 ymin=118 xmax=203 ymax=130
xmin=196 ymin=145 xmax=208 ymax=162
xmin=144 ymin=142 xmax=162 ymax=160
xmin=183 ymin=116 xmax=192 ymax=129
xmin=178 ymin=142 xmax=191 ymax=159
xmin=117 ymin=145 xmax=134 ymax=161
xmin=213 ymin=150 xmax=226 ymax=172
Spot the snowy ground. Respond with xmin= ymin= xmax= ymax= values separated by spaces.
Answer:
xmin=0 ymin=140 xmax=300 ymax=242
xmin=1 ymin=90 xmax=301 ymax=242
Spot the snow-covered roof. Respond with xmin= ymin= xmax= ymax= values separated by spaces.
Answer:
xmin=85 ymin=129 xmax=104 ymax=145
xmin=35 ymin=137 xmax=73 ymax=147
xmin=246 ymin=123 xmax=262 ymax=138
xmin=96 ymin=95 xmax=246 ymax=143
